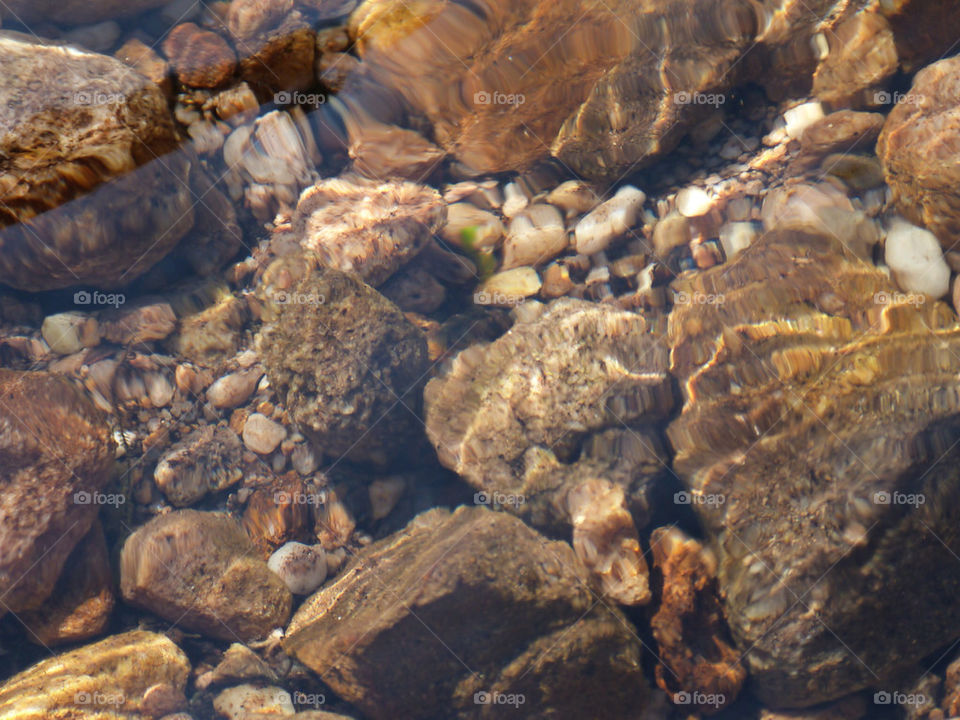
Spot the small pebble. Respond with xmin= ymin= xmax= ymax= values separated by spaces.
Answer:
xmin=213 ymin=684 xmax=295 ymax=720
xmin=784 ymin=101 xmax=825 ymax=140
xmin=242 ymin=413 xmax=286 ymax=454
xmin=502 ymin=203 xmax=567 ymax=268
xmin=574 ymin=185 xmax=645 ymax=255
xmin=502 ymin=181 xmax=529 ymax=218
xmin=884 ymin=219 xmax=950 ymax=299
xmin=41 ymin=312 xmax=99 ymax=355
xmin=369 ymin=477 xmax=406 ymax=520
xmin=719 ymin=222 xmax=758 ymax=260
xmin=676 ymin=186 xmax=713 ymax=218
xmin=477 ymin=267 xmax=541 ymax=306
xmin=208 ymin=368 xmax=263 ymax=409
xmin=267 ymin=542 xmax=327 ymax=595
xmin=652 ymin=212 xmax=691 ymax=258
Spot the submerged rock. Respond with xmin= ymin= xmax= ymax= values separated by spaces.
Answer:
xmin=19 ymin=522 xmax=114 ymax=647
xmin=0 ymin=630 xmax=190 ymax=720
xmin=0 ymin=32 xmax=194 ymax=291
xmin=275 ymin=175 xmax=445 ymax=286
xmin=424 ymin=299 xmax=673 ymax=602
xmin=284 ymin=506 xmax=657 ymax=719
xmin=668 ymin=228 xmax=960 ymax=706
xmin=258 ymin=263 xmax=429 ymax=467
xmin=0 ymin=370 xmax=114 ymax=615
xmin=154 ymin=424 xmax=245 ymax=506
xmin=342 ymin=0 xmax=870 ymax=180
xmin=877 ymin=55 xmax=960 ymax=252
xmin=120 ymin=509 xmax=292 ymax=641
xmin=0 ymin=0 xmax=167 ymax=24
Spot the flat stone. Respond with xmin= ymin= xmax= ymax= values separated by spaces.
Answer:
xmin=0 ymin=630 xmax=190 ymax=719
xmin=284 ymin=506 xmax=655 ymax=719
xmin=120 ymin=509 xmax=292 ymax=642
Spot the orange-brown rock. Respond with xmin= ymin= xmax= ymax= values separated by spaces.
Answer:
xmin=163 ymin=23 xmax=237 ymax=89
xmin=811 ymin=10 xmax=898 ymax=106
xmin=20 ymin=522 xmax=114 ymax=647
xmin=879 ymin=0 xmax=960 ymax=73
xmin=115 ymin=37 xmax=173 ymax=98
xmin=342 ymin=0 xmax=871 ymax=180
xmin=0 ymin=33 xmax=194 ymax=291
xmin=242 ymin=475 xmax=314 ymax=556
xmin=237 ymin=19 xmax=317 ymax=98
xmin=650 ymin=527 xmax=745 ymax=715
xmin=877 ymin=55 xmax=960 ymax=252
xmin=667 ymin=228 xmax=960 ymax=706
xmin=0 ymin=370 xmax=114 ymax=615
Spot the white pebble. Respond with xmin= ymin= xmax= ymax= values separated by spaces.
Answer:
xmin=477 ymin=267 xmax=541 ymax=306
xmin=884 ymin=219 xmax=950 ymax=299
xmin=214 ymin=684 xmax=295 ymax=720
xmin=502 ymin=203 xmax=567 ymax=268
xmin=501 ymin=181 xmax=529 ymax=218
xmin=242 ymin=413 xmax=286 ymax=455
xmin=675 ymin=186 xmax=713 ymax=218
xmin=574 ymin=185 xmax=645 ymax=255
xmin=267 ymin=542 xmax=327 ymax=595
xmin=783 ymin=101 xmax=825 ymax=140
xmin=41 ymin=312 xmax=98 ymax=356
xmin=208 ymin=368 xmax=263 ymax=409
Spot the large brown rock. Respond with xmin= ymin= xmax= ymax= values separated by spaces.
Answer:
xmin=424 ymin=299 xmax=673 ymax=603
xmin=0 ymin=369 xmax=114 ymax=615
xmin=0 ymin=32 xmax=195 ymax=290
xmin=877 ymin=55 xmax=960 ymax=252
xmin=120 ymin=509 xmax=292 ymax=642
xmin=20 ymin=521 xmax=115 ymax=647
xmin=257 ymin=261 xmax=429 ymax=467
xmin=0 ymin=630 xmax=190 ymax=720
xmin=667 ymin=228 xmax=960 ymax=706
xmin=284 ymin=506 xmax=659 ymax=720
xmin=341 ymin=0 xmax=870 ymax=180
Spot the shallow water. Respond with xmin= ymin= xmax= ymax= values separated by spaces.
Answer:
xmin=0 ymin=1 xmax=959 ymax=719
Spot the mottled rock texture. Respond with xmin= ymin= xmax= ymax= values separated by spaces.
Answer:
xmin=120 ymin=509 xmax=292 ymax=641
xmin=878 ymin=55 xmax=960 ymax=252
xmin=154 ymin=424 xmax=244 ymax=506
xmin=276 ymin=176 xmax=445 ymax=287
xmin=342 ymin=0 xmax=871 ymax=180
xmin=425 ymin=299 xmax=673 ymax=531
xmin=19 ymin=521 xmax=114 ymax=647
xmin=668 ymin=229 xmax=960 ymax=707
xmin=284 ymin=506 xmax=657 ymax=720
xmin=0 ymin=32 xmax=195 ymax=291
xmin=258 ymin=262 xmax=429 ymax=467
xmin=0 ymin=369 xmax=114 ymax=615
xmin=0 ymin=630 xmax=189 ymax=720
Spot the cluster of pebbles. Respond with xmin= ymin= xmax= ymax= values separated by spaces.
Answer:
xmin=1 ymin=0 xmax=960 ymax=718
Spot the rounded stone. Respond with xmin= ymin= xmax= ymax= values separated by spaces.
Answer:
xmin=267 ymin=541 xmax=327 ymax=595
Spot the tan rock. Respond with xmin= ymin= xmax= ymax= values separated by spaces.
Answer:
xmin=0 ymin=630 xmax=190 ymax=720
xmin=120 ymin=510 xmax=292 ymax=641
xmin=115 ymin=37 xmax=173 ymax=97
xmin=243 ymin=413 xmax=287 ymax=454
xmin=99 ymin=302 xmax=177 ymax=346
xmin=154 ymin=424 xmax=244 ymax=506
xmin=502 ymin=203 xmax=567 ymax=269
